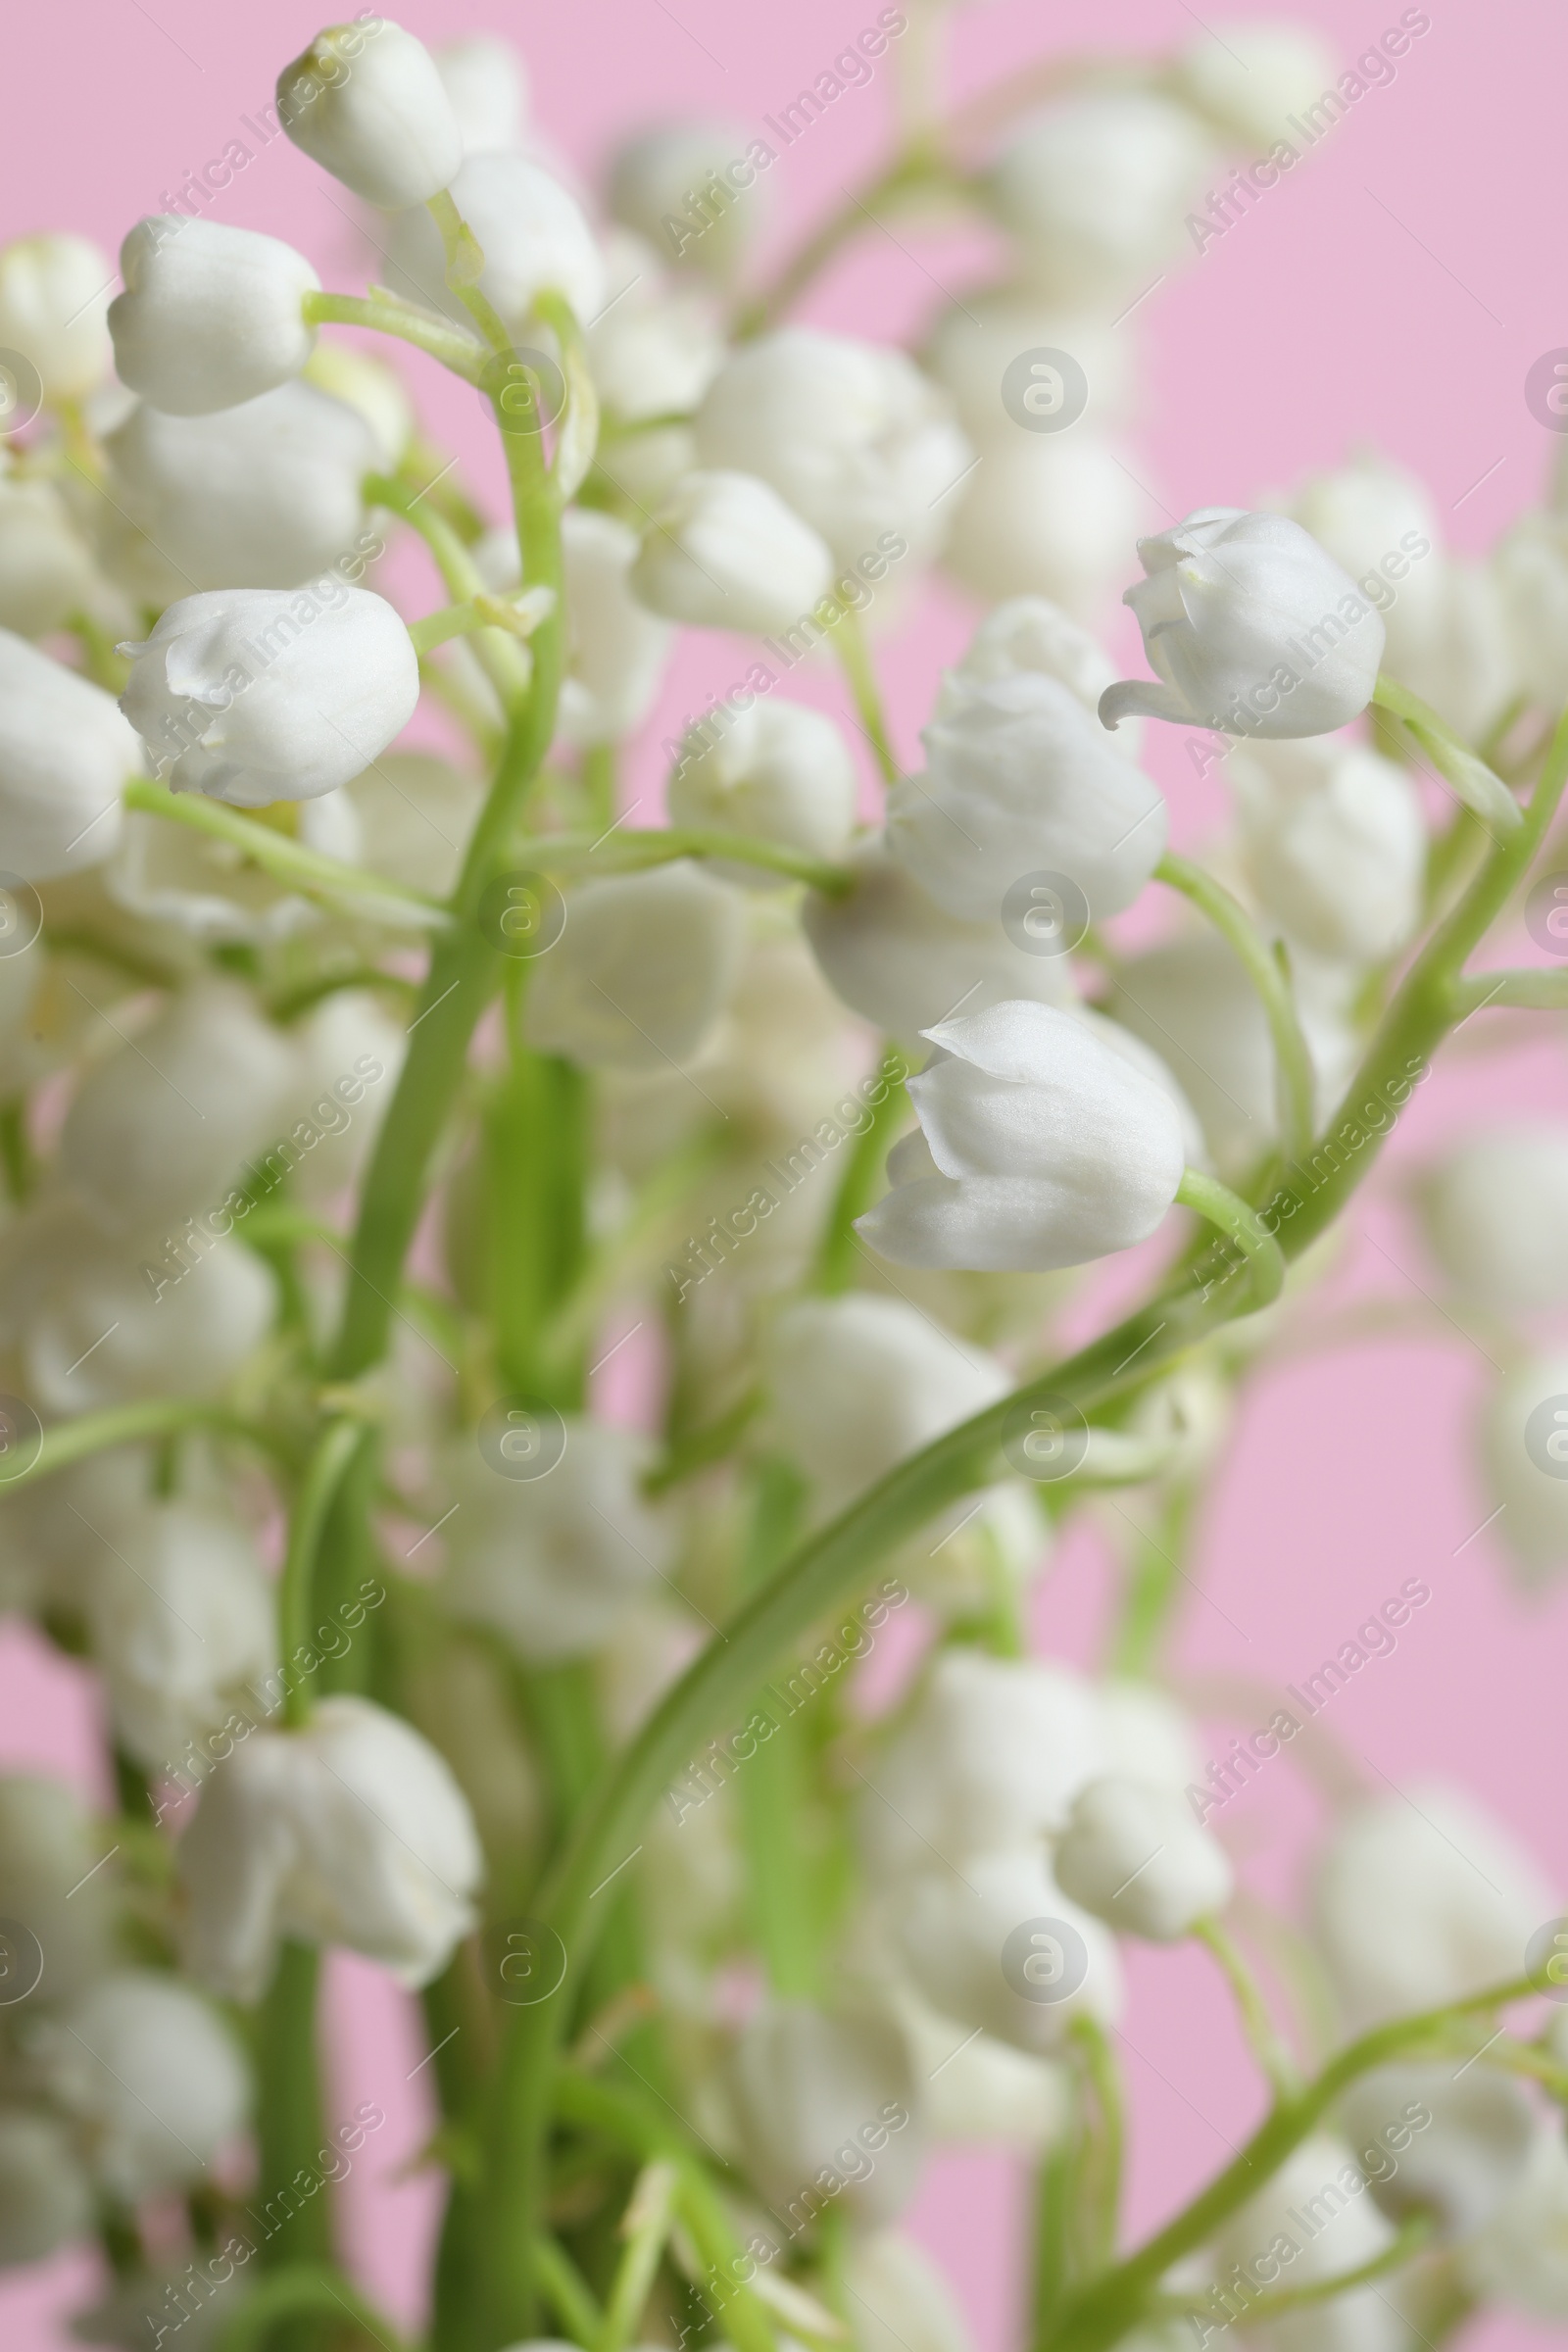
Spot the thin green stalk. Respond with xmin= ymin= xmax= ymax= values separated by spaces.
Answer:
xmin=2 ymin=1398 xmax=278 ymax=1494
xmin=1193 ymin=1917 xmax=1300 ymax=2095
xmin=1373 ymin=672 xmax=1522 ymax=835
xmin=811 ymin=1053 xmax=909 ymax=1291
xmin=1174 ymin=1167 xmax=1286 ymax=1311
xmin=737 ymin=1462 xmax=820 ymax=1999
xmin=1032 ymin=2072 xmax=1082 ymax=2341
xmin=302 ymin=286 xmax=483 ymax=379
xmin=277 ymin=1419 xmax=367 ymax=1727
xmin=535 ymin=2233 xmax=605 ymax=2344
xmin=1155 ymin=854 xmax=1315 ymax=1165
xmin=1452 ymin=966 xmax=1568 ymax=1012
xmin=123 ymin=780 xmax=447 ymax=930
xmin=1069 ymin=2015 xmax=1123 ymax=2274
xmin=595 ymin=2160 xmax=679 ymax=2352
xmin=529 ymin=827 xmax=855 ymax=896
xmin=425 ymin=191 xmax=514 ymax=357
xmin=1174 ymin=2211 xmax=1436 ymax=2328
xmin=732 ymin=152 xmax=951 ymax=339
xmin=0 ymin=1100 xmax=35 ymax=1203
xmin=830 ymin=607 xmax=899 ymax=785
xmin=1105 ymin=1482 xmax=1197 ymax=1677
xmin=365 ymin=470 xmax=530 ymax=711
xmin=212 ymin=2259 xmax=411 ymax=2352
xmin=254 ymin=1941 xmax=331 ymax=2352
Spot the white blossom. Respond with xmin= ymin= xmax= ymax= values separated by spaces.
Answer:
xmin=989 ymin=95 xmax=1215 ymax=303
xmin=586 ymin=235 xmax=726 ymax=425
xmin=1419 ymin=1126 xmax=1568 ymax=1315
xmin=1101 ymin=509 xmax=1387 ymax=740
xmin=607 ymin=120 xmax=770 ymax=279
xmin=726 ymin=2002 xmax=923 ymax=2227
xmin=1340 ymin=2062 xmax=1538 ymax=2240
xmin=668 ymin=698 xmax=858 ymax=871
xmin=0 ymin=2110 xmax=93 ymax=2267
xmin=1054 ymin=1774 xmax=1233 ymax=1939
xmin=524 ymin=861 xmax=746 ymax=1070
xmin=857 ymin=1002 xmax=1187 ymax=1274
xmin=1460 ymin=2121 xmax=1568 ymax=2321
xmin=0 ymin=476 xmax=104 ymax=639
xmin=942 ymin=432 xmax=1149 ymax=618
xmin=0 ymin=234 xmax=113 ymax=400
xmin=436 ymin=31 xmax=529 ymax=153
xmin=34 ymin=1971 xmax=249 ymax=2198
xmin=893 ymin=1847 xmax=1123 ymax=2056
xmin=0 ymin=1776 xmax=115 ymax=2007
xmin=104 ymin=783 xmax=365 ymax=943
xmin=1173 ymin=24 xmax=1340 ymax=146
xmin=630 ymin=468 xmax=834 ymax=635
xmin=386 ymin=150 xmax=604 ymax=331
xmin=108 ymin=219 xmax=319 ymax=416
xmin=924 ymin=290 xmax=1134 ymax=439
xmin=1230 ymin=733 xmax=1426 ymax=962
xmin=1479 ymin=1349 xmax=1568 ymax=1588
xmin=120 ymin=585 xmax=418 ymax=808
xmin=0 ymin=628 xmax=138 ymax=880
xmin=277 ymin=19 xmax=465 ymax=208
xmin=1287 ymin=451 xmax=1443 ymax=677
xmin=25 ymin=1236 xmax=275 ymax=1416
xmin=846 ymin=2230 xmax=977 ymax=2352
xmin=1205 ymin=2132 xmax=1405 ymax=2352
xmin=180 ymin=1694 xmax=482 ymax=1998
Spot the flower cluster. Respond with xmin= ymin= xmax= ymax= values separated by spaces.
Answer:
xmin=0 ymin=15 xmax=1565 ymax=2352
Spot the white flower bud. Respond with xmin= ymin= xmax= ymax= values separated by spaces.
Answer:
xmin=277 ymin=20 xmax=465 ymax=208
xmin=348 ymin=749 xmax=484 ymax=900
xmin=1312 ymin=1782 xmax=1557 ymax=2029
xmin=887 ymin=672 xmax=1166 ymax=926
xmin=893 ymin=1848 xmax=1123 ymax=2056
xmin=121 ymin=584 xmax=417 ymax=808
xmin=59 ymin=982 xmax=298 ymax=1237
xmin=103 ymin=382 xmax=376 ymax=595
xmin=1230 ymin=734 xmax=1426 ymax=962
xmin=384 ymin=151 xmax=605 ymax=331
xmin=0 ymin=234 xmax=113 ymax=401
xmin=0 ymin=628 xmax=138 ymax=879
xmin=0 ymin=477 xmax=103 ymax=639
xmin=1102 ymin=509 xmax=1387 ymax=740
xmin=695 ymin=328 xmax=970 ymax=568
xmin=586 ymin=258 xmax=725 ymax=426
xmin=764 ymin=1293 xmax=1008 ymax=1521
xmin=1460 ymin=2121 xmax=1568 ymax=2321
xmin=924 ymin=289 xmax=1134 ymax=439
xmin=26 ymin=1236 xmax=275 ymax=1416
xmin=82 ymin=1501 xmax=276 ymax=1774
xmin=630 ymin=469 xmax=834 ymax=636
xmin=303 ymin=336 xmax=415 ymax=467
xmin=726 ymin=2002 xmax=922 ymax=2227
xmin=1420 ymin=1125 xmax=1568 ymax=1314
xmin=0 ymin=2109 xmax=93 ymax=2267
xmin=1479 ymin=1349 xmax=1568 ymax=1588
xmin=804 ymin=836 xmax=1077 ymax=1042
xmin=524 ymin=860 xmax=745 ymax=1070
xmin=607 ymin=120 xmax=770 ymax=279
xmin=1174 ymin=24 xmax=1340 ymax=146
xmin=1341 ymin=2062 xmax=1538 ymax=2240
xmin=989 ymin=95 xmax=1215 ymax=304
xmin=947 ymin=596 xmax=1140 ymax=752
xmin=34 ymin=1971 xmax=249 ymax=2197
xmin=846 ymin=2230 xmax=976 ymax=2352
xmin=1404 ymin=555 xmax=1518 ymax=742
xmin=557 ymin=507 xmax=675 ymax=744
xmin=1206 ymin=2133 xmax=1404 ymax=2352
xmin=668 ymin=699 xmax=858 ymax=872
xmin=180 ymin=1693 xmax=482 ymax=1998
xmin=859 ymin=1649 xmax=1106 ymax=1881
xmin=1097 ymin=1678 xmax=1204 ymax=1792
xmin=442 ymin=1421 xmax=674 ymax=1662
xmin=436 ymin=33 xmax=529 ymax=153
xmin=1287 ymin=451 xmax=1443 ymax=676
xmin=858 ymin=1001 xmax=1186 ymax=1274
xmin=1054 ymin=1773 xmax=1232 ymax=1940
xmin=284 ymin=988 xmax=405 ymax=1200
xmin=0 ymin=1776 xmax=115 ymax=2006
xmin=108 ymin=220 xmax=319 ymax=416
xmin=891 ymin=1984 xmax=1069 ymax=2150
xmin=943 ymin=431 xmax=1150 ymax=619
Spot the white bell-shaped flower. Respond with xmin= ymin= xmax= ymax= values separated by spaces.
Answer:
xmin=857 ymin=1001 xmax=1186 ymax=1274
xmin=1230 ymin=734 xmax=1426 ymax=963
xmin=277 ymin=20 xmax=465 ymax=208
xmin=1421 ymin=1127 xmax=1568 ymax=1315
xmin=1494 ymin=511 xmax=1568 ymax=710
xmin=858 ymin=1648 xmax=1105 ymax=1881
xmin=1401 ymin=555 xmax=1518 ymax=742
xmin=668 ymin=698 xmax=858 ymax=871
xmin=108 ymin=219 xmax=319 ymax=416
xmin=804 ymin=836 xmax=1077 ymax=1042
xmin=924 ymin=289 xmax=1135 ymax=440
xmin=1288 ymin=451 xmax=1443 ymax=677
xmin=887 ymin=671 xmax=1167 ymax=926
xmin=0 ymin=234 xmax=113 ymax=400
xmin=180 ymin=1693 xmax=482 ymax=1999
xmin=726 ymin=2001 xmax=923 ymax=2228
xmin=103 ymin=382 xmax=376 ymax=595
xmin=0 ymin=629 xmax=138 ymax=880
xmin=436 ymin=32 xmax=529 ymax=153
xmin=442 ymin=1420 xmax=674 ymax=1663
xmin=1054 ymin=1773 xmax=1233 ymax=1940
xmin=25 ymin=1236 xmax=275 ymax=1416
xmin=1312 ymin=1781 xmax=1557 ymax=2029
xmin=58 ymin=981 xmax=298 ymax=1237
xmin=121 ymin=585 xmax=418 ymax=808
xmin=946 ymin=596 xmax=1139 ymax=752
xmin=1460 ymin=2121 xmax=1568 ymax=2321
xmin=695 ymin=327 xmax=971 ymax=568
xmin=846 ymin=2230 xmax=977 ymax=2352
xmin=1205 ymin=2132 xmax=1405 ymax=2352
xmin=0 ymin=477 xmax=105 ymax=640
xmin=0 ymin=2109 xmax=94 ymax=2267
xmin=384 ymin=151 xmax=605 ymax=331
xmin=524 ymin=860 xmax=745 ymax=1070
xmin=608 ymin=119 xmax=771 ymax=279
xmin=1478 ymin=1349 xmax=1568 ymax=1588
xmin=0 ymin=1776 xmax=115 ymax=2007
xmin=889 ymin=1981 xmax=1069 ymax=2152
xmin=586 ymin=244 xmax=726 ymax=426
xmin=33 ymin=1971 xmax=249 ymax=2198
xmin=893 ymin=1847 xmax=1123 ymax=2056
xmin=943 ymin=433 xmax=1148 ymax=620
xmin=347 ymin=749 xmax=485 ymax=901
xmin=630 ymin=469 xmax=834 ymax=636
xmin=764 ymin=1293 xmax=1009 ymax=1521
xmin=1340 ymin=2063 xmax=1539 ymax=2240
xmin=1174 ymin=24 xmax=1340 ymax=145
xmin=989 ymin=94 xmax=1215 ymax=304
xmin=1097 ymin=1678 xmax=1204 ymax=1793
xmin=1102 ymin=509 xmax=1387 ymax=740
xmin=82 ymin=1501 xmax=276 ymax=1775
xmin=283 ymin=987 xmax=406 ymax=1202
xmin=553 ymin=507 xmax=676 ymax=745
xmin=303 ymin=336 xmax=415 ymax=467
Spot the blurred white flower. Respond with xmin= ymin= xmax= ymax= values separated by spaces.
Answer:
xmin=0 ymin=1776 xmax=115 ymax=2007
xmin=1173 ymin=24 xmax=1340 ymax=146
xmin=846 ymin=2230 xmax=977 ymax=2352
xmin=586 ymin=239 xmax=726 ymax=424
xmin=607 ymin=119 xmax=771 ymax=279
xmin=108 ymin=219 xmax=319 ymax=416
xmin=668 ymin=698 xmax=858 ymax=871
xmin=1230 ymin=734 xmax=1426 ymax=962
xmin=1287 ymin=450 xmax=1442 ymax=677
xmin=1205 ymin=2132 xmax=1405 ymax=2352
xmin=0 ymin=233 xmax=113 ymax=400
xmin=524 ymin=861 xmax=745 ymax=1070
xmin=1479 ymin=1349 xmax=1568 ymax=1588
xmin=893 ymin=1847 xmax=1123 ymax=2055
xmin=181 ymin=1693 xmax=482 ymax=1998
xmin=105 ymin=784 xmax=365 ymax=942
xmin=0 ymin=477 xmax=104 ymax=639
xmin=0 ymin=2109 xmax=93 ymax=2267
xmin=630 ymin=469 xmax=834 ymax=635
xmin=1054 ymin=1773 xmax=1232 ymax=1939
xmin=436 ymin=31 xmax=529 ymax=153
xmin=557 ymin=507 xmax=676 ymax=744
xmin=1419 ymin=1125 xmax=1568 ymax=1315
xmin=1340 ymin=2062 xmax=1538 ymax=2240
xmin=989 ymin=94 xmax=1215 ymax=304
xmin=726 ymin=2001 xmax=923 ymax=2226
xmin=941 ymin=431 xmax=1149 ymax=618
xmin=34 ymin=1971 xmax=249 ymax=2198
xmin=25 ymin=1236 xmax=275 ymax=1415
xmin=1460 ymin=2119 xmax=1568 ymax=2320
xmin=0 ymin=628 xmax=138 ymax=880
xmin=277 ymin=19 xmax=464 ymax=208
xmin=385 ymin=151 xmax=605 ymax=328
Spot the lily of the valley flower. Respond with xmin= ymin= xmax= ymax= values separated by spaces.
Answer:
xmin=0 ymin=628 xmax=139 ymax=880
xmin=1054 ymin=1773 xmax=1233 ymax=1940
xmin=1100 ymin=508 xmax=1387 ymax=741
xmin=109 ymin=218 xmax=320 ymax=416
xmin=631 ymin=468 xmax=835 ymax=636
xmin=856 ymin=1001 xmax=1187 ymax=1272
xmin=277 ymin=20 xmax=465 ymax=209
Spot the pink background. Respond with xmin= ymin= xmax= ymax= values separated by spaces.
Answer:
xmin=3 ymin=1 xmax=1566 ymax=2346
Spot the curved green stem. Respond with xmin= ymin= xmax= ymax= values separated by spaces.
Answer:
xmin=123 ymin=780 xmax=447 ymax=930
xmin=1161 ymin=2211 xmax=1435 ymax=2329
xmin=1175 ymin=1167 xmax=1286 ymax=1311
xmin=732 ymin=151 xmax=952 ymax=339
xmin=1452 ymin=965 xmax=1568 ymax=1012
xmin=2 ymin=1397 xmax=279 ymax=1494
xmin=528 ymin=826 xmax=856 ymax=896
xmin=212 ymin=2260 xmax=412 ymax=2352
xmin=277 ymin=1418 xmax=367 ymax=1727
xmin=1155 ymin=853 xmax=1315 ymax=1164
xmin=302 ymin=287 xmax=483 ymax=380
xmin=811 ymin=1049 xmax=910 ymax=1291
xmin=365 ymin=470 xmax=531 ymax=712
xmin=830 ymin=606 xmax=899 ymax=785
xmin=1193 ymin=1916 xmax=1300 ymax=2095
xmin=426 ymin=191 xmax=514 ymax=357
xmin=1373 ymin=672 xmax=1522 ymax=836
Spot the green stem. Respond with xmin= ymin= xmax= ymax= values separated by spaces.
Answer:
xmin=1174 ymin=1167 xmax=1286 ymax=1310
xmin=535 ymin=2234 xmax=605 ymax=2344
xmin=364 ymin=470 xmax=531 ymax=711
xmin=2 ymin=1398 xmax=277 ymax=1494
xmin=1373 ymin=672 xmax=1522 ymax=835
xmin=254 ymin=1943 xmax=331 ymax=2316
xmin=811 ymin=1051 xmax=909 ymax=1291
xmin=212 ymin=2260 xmax=411 ymax=2352
xmin=425 ymin=191 xmax=514 ymax=356
xmin=830 ymin=607 xmax=899 ymax=785
xmin=1193 ymin=1917 xmax=1300 ymax=2095
xmin=277 ymin=1420 xmax=367 ymax=1727
xmin=1069 ymin=2015 xmax=1123 ymax=2273
xmin=1155 ymin=853 xmax=1315 ymax=1165
xmin=1197 ymin=2210 xmax=1436 ymax=2326
xmin=0 ymin=1099 xmax=35 ymax=1203
xmin=302 ymin=287 xmax=483 ymax=380
xmin=1105 ymin=1483 xmax=1197 ymax=1677
xmin=595 ymin=2160 xmax=679 ymax=2352
xmin=123 ymin=780 xmax=447 ymax=930
xmin=732 ymin=152 xmax=951 ymax=339
xmin=529 ymin=826 xmax=855 ymax=896
xmin=1452 ymin=966 xmax=1568 ymax=1012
